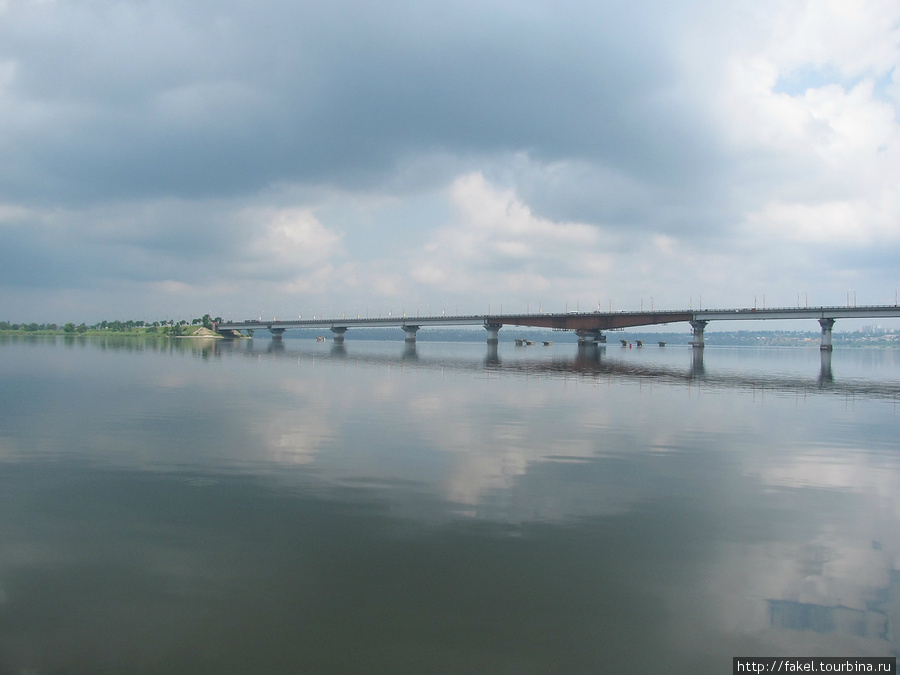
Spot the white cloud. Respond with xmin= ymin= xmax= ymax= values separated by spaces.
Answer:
xmin=408 ymin=172 xmax=603 ymax=296
xmin=696 ymin=0 xmax=900 ymax=262
xmin=245 ymin=207 xmax=343 ymax=270
xmin=745 ymin=198 xmax=898 ymax=246
xmin=766 ymin=0 xmax=900 ymax=78
xmin=450 ymin=173 xmax=599 ymax=245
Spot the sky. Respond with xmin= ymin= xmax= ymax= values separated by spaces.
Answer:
xmin=1 ymin=0 xmax=899 ymax=325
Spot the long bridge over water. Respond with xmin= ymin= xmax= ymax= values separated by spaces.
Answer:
xmin=216 ymin=305 xmax=900 ymax=350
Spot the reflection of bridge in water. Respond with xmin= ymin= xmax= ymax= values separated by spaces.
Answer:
xmin=211 ymin=340 xmax=900 ymax=403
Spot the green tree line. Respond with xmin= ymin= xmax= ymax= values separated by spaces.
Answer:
xmin=1 ymin=314 xmax=222 ymax=334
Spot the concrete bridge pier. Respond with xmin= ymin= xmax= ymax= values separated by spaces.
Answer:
xmin=331 ymin=326 xmax=348 ymax=343
xmin=484 ymin=323 xmax=502 ymax=344
xmin=576 ymin=329 xmax=606 ymax=345
xmin=690 ymin=320 xmax=708 ymax=348
xmin=818 ymin=318 xmax=835 ymax=351
xmin=819 ymin=349 xmax=833 ymax=383
xmin=691 ymin=347 xmax=705 ymax=375
xmin=484 ymin=343 xmax=500 ymax=367
xmin=402 ymin=325 xmax=420 ymax=342
xmin=269 ymin=327 xmax=286 ymax=340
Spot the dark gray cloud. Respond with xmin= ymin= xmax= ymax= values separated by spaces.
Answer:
xmin=0 ymin=198 xmax=251 ymax=289
xmin=0 ymin=0 xmax=718 ymax=209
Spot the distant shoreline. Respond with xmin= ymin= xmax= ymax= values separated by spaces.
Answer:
xmin=0 ymin=326 xmax=241 ymax=339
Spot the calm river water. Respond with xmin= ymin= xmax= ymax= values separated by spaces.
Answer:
xmin=1 ymin=336 xmax=898 ymax=673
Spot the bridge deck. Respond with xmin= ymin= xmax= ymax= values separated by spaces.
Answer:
xmin=216 ymin=305 xmax=900 ymax=333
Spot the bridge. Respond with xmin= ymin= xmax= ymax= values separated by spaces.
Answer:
xmin=215 ymin=305 xmax=900 ymax=350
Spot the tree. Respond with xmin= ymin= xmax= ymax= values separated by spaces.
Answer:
xmin=63 ymin=323 xmax=76 ymax=333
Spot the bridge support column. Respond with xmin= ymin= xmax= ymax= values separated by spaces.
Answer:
xmin=691 ymin=347 xmax=705 ymax=375
xmin=402 ymin=325 xmax=420 ymax=342
xmin=819 ymin=349 xmax=833 ymax=383
xmin=484 ymin=323 xmax=502 ymax=344
xmin=485 ymin=343 xmax=500 ymax=367
xmin=269 ymin=327 xmax=286 ymax=340
xmin=331 ymin=326 xmax=348 ymax=343
xmin=576 ymin=329 xmax=606 ymax=345
xmin=690 ymin=320 xmax=708 ymax=349
xmin=818 ymin=318 xmax=835 ymax=351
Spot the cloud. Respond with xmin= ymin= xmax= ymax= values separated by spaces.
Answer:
xmin=242 ymin=207 xmax=343 ymax=273
xmin=409 ymin=173 xmax=606 ymax=295
xmin=745 ymin=198 xmax=898 ymax=247
xmin=1 ymin=0 xmax=899 ymax=321
xmin=0 ymin=0 xmax=712 ymax=205
xmin=766 ymin=0 xmax=900 ymax=81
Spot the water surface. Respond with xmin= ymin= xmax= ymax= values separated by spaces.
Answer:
xmin=1 ymin=337 xmax=898 ymax=673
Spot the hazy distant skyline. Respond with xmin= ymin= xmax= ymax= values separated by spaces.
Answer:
xmin=1 ymin=0 xmax=898 ymax=323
